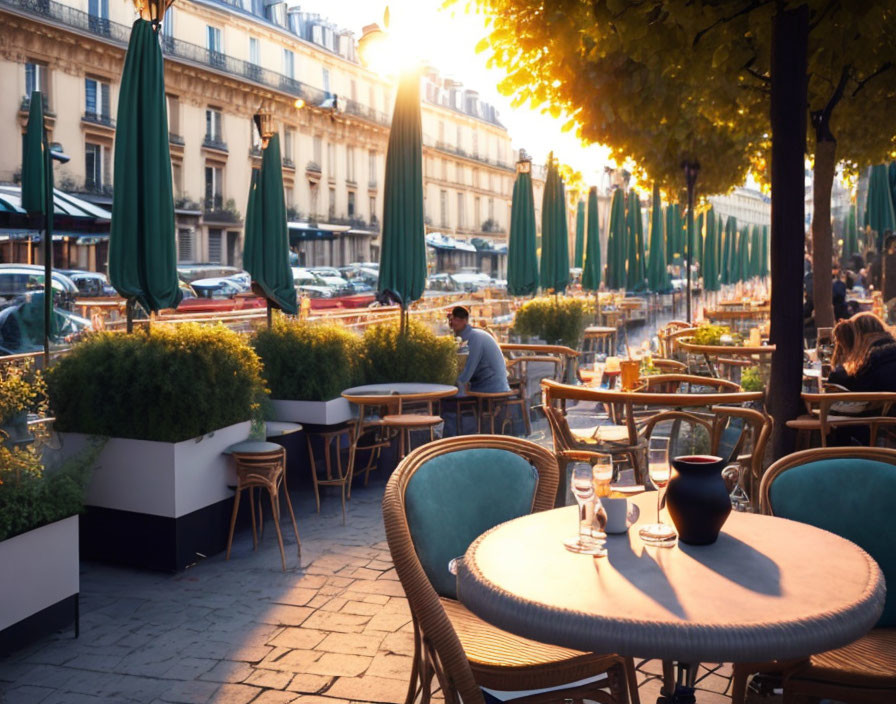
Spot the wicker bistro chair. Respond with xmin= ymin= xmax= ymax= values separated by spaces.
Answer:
xmin=541 ymin=379 xmax=764 ymax=505
xmin=785 ymin=391 xmax=896 ymax=449
xmin=731 ymin=447 xmax=896 ymax=704
xmin=382 ymin=435 xmax=639 ymax=704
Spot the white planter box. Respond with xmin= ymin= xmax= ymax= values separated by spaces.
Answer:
xmin=0 ymin=516 xmax=78 ymax=633
xmin=59 ymin=421 xmax=251 ymax=518
xmin=270 ymin=398 xmax=352 ymax=426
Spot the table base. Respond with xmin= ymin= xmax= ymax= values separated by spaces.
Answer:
xmin=658 ymin=662 xmax=697 ymax=704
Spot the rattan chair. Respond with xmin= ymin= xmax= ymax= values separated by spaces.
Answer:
xmin=731 ymin=446 xmax=896 ymax=704
xmin=786 ymin=391 xmax=896 ymax=448
xmin=382 ymin=435 xmax=639 ymax=704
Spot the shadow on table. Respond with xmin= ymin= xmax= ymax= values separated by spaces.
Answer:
xmin=603 ymin=536 xmax=687 ymax=619
xmin=679 ymin=532 xmax=782 ymax=597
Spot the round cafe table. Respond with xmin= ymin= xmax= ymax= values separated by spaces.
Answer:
xmin=456 ymin=494 xmax=884 ymax=693
xmin=341 ymin=383 xmax=458 ymax=489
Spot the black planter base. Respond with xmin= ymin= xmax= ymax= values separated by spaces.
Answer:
xmin=0 ymin=594 xmax=78 ymax=656
xmin=79 ymin=498 xmax=234 ymax=572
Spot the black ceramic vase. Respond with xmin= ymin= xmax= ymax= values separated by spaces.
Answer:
xmin=665 ymin=455 xmax=731 ymax=545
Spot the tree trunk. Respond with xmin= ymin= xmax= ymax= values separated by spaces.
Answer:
xmin=812 ymin=134 xmax=837 ymax=331
xmin=768 ymin=4 xmax=808 ymax=460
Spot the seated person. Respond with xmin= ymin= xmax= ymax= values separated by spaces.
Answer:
xmin=447 ymin=306 xmax=510 ymax=395
xmin=828 ymin=312 xmax=896 ymax=392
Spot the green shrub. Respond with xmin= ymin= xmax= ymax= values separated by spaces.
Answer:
xmin=0 ymin=440 xmax=102 ymax=541
xmin=251 ymin=320 xmax=361 ymax=401
xmin=359 ymin=319 xmax=458 ymax=385
xmin=741 ymin=365 xmax=765 ymax=392
xmin=691 ymin=323 xmax=741 ymax=346
xmin=47 ymin=324 xmax=267 ymax=443
xmin=512 ymin=296 xmax=593 ymax=348
xmin=0 ymin=359 xmax=47 ymax=425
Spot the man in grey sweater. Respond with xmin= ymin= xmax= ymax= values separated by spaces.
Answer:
xmin=448 ymin=306 xmax=510 ymax=395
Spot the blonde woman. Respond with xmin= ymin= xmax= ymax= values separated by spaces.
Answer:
xmin=828 ymin=312 xmax=896 ymax=392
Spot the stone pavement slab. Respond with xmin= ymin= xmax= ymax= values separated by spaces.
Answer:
xmin=1 ymin=456 xmax=779 ymax=704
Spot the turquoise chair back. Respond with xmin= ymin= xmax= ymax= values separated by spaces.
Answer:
xmin=768 ymin=458 xmax=896 ymax=626
xmin=405 ymin=448 xmax=539 ymax=599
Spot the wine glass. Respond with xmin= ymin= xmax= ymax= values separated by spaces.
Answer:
xmin=564 ymin=463 xmax=607 ymax=556
xmin=638 ymin=437 xmax=677 ymax=547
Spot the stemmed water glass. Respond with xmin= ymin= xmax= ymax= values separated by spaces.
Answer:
xmin=638 ymin=436 xmax=677 ymax=547
xmin=563 ymin=463 xmax=607 ymax=556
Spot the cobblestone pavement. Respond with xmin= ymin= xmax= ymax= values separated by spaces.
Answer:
xmin=0 ymin=445 xmax=774 ymax=704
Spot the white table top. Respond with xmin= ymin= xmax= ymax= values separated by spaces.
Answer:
xmin=456 ymin=494 xmax=884 ymax=664
xmin=265 ymin=421 xmax=303 ymax=437
xmin=342 ymin=383 xmax=457 ymax=403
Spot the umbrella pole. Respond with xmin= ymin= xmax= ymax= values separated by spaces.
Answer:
xmin=126 ymin=298 xmax=134 ymax=334
xmin=267 ymin=300 xmax=273 ymax=329
xmin=43 ymin=140 xmax=53 ymax=368
xmin=683 ymin=161 xmax=700 ymax=323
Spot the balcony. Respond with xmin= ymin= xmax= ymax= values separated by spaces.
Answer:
xmin=82 ymin=111 xmax=115 ymax=128
xmin=202 ymin=136 xmax=228 ymax=153
xmin=203 ymin=196 xmax=241 ymax=223
xmin=19 ymin=94 xmax=54 ymax=117
xmin=169 ymin=133 xmax=185 ymax=146
xmin=282 ymin=157 xmax=295 ymax=170
xmin=249 ymin=146 xmax=262 ymax=159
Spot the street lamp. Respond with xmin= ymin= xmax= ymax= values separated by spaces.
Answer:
xmin=253 ymin=108 xmax=275 ymax=148
xmin=133 ymin=0 xmax=172 ymax=27
xmin=682 ymin=159 xmax=700 ymax=322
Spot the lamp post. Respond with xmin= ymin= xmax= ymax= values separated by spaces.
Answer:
xmin=682 ymin=159 xmax=700 ymax=322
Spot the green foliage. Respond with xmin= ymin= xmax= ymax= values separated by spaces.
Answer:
xmin=691 ymin=324 xmax=740 ymax=346
xmin=0 ymin=360 xmax=47 ymax=426
xmin=741 ymin=366 xmax=765 ymax=392
xmin=251 ymin=320 xmax=361 ymax=402
xmin=512 ymin=296 xmax=593 ymax=348
xmin=0 ymin=440 xmax=102 ymax=541
xmin=47 ymin=325 xmax=266 ymax=443
xmin=358 ymin=319 xmax=458 ymax=385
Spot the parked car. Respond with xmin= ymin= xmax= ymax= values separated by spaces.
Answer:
xmin=0 ymin=264 xmax=79 ymax=310
xmin=190 ymin=277 xmax=245 ymax=299
xmin=0 ymin=293 xmax=92 ymax=354
xmin=177 ymin=264 xmax=246 ymax=285
xmin=59 ymin=270 xmax=117 ymax=297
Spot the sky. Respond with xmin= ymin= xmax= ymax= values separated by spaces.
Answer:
xmin=292 ymin=0 xmax=615 ymax=189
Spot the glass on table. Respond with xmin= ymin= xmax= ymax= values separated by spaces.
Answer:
xmin=638 ymin=436 xmax=677 ymax=547
xmin=564 ymin=463 xmax=607 ymax=556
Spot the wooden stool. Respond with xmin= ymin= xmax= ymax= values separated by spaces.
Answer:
xmin=468 ymin=390 xmax=516 ymax=434
xmin=382 ymin=414 xmax=442 ymax=458
xmin=225 ymin=441 xmax=300 ymax=571
xmin=305 ymin=423 xmax=353 ymax=524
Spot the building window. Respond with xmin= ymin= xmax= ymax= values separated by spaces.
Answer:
xmin=283 ymin=128 xmax=294 ymax=160
xmin=368 ymin=150 xmax=377 ymax=187
xmin=474 ymin=196 xmax=481 ymax=227
xmin=88 ymin=0 xmax=109 ymax=33
xmin=85 ymin=142 xmax=108 ymax=191
xmin=207 ymin=26 xmax=224 ymax=66
xmin=472 ymin=131 xmax=478 ymax=157
xmin=178 ymin=228 xmax=194 ymax=262
xmin=347 ymin=190 xmax=356 ymax=218
xmin=350 ymin=79 xmax=357 ymax=102
xmin=205 ymin=165 xmax=223 ymax=210
xmin=322 ymin=68 xmax=330 ymax=93
xmin=346 ymin=147 xmax=355 ymax=183
xmin=440 ymin=190 xmax=448 ymax=227
xmin=24 ymin=61 xmax=48 ymax=101
xmin=171 ymin=162 xmax=182 ymax=197
xmin=205 ymin=108 xmax=223 ymax=142
xmin=438 ymin=120 xmax=445 ymax=143
xmin=488 ymin=197 xmax=495 ymax=221
xmin=85 ymin=77 xmax=111 ymax=122
xmin=283 ymin=49 xmax=295 ymax=79
xmin=457 ymin=192 xmax=465 ymax=229
xmin=161 ymin=8 xmax=174 ymax=45
xmin=208 ymin=228 xmax=222 ymax=263
xmin=440 ymin=159 xmax=447 ymax=181
xmin=328 ymin=187 xmax=336 ymax=220
xmin=369 ymin=195 xmax=377 ymax=223
xmin=457 ymin=125 xmax=462 ymax=149
xmin=313 ymin=136 xmax=322 ymax=164
xmin=369 ymin=86 xmax=376 ymax=112
xmin=249 ymin=37 xmax=260 ymax=65
xmin=327 ymin=143 xmax=335 ymax=178
xmin=166 ymin=94 xmax=180 ymax=137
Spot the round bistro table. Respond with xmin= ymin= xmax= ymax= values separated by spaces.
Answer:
xmin=456 ymin=494 xmax=884 ymax=699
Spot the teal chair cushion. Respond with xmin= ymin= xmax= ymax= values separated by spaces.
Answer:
xmin=769 ymin=458 xmax=896 ymax=626
xmin=405 ymin=448 xmax=539 ymax=599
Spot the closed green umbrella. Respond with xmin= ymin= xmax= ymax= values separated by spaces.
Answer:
xmin=581 ymin=186 xmax=601 ymax=291
xmin=665 ymin=203 xmax=684 ymax=264
xmin=574 ymin=200 xmax=585 ymax=269
xmin=646 ymin=183 xmax=669 ymax=292
xmin=507 ymin=160 xmax=538 ymax=296
xmin=378 ymin=71 xmax=426 ymax=311
xmin=605 ymin=188 xmax=626 ymax=290
xmin=702 ymin=206 xmax=719 ymax=292
xmin=865 ymin=163 xmax=896 ymax=252
xmin=749 ymin=225 xmax=762 ymax=279
xmin=243 ymin=133 xmax=297 ymax=318
xmin=736 ymin=227 xmax=750 ymax=283
xmin=110 ymin=18 xmax=182 ymax=316
xmin=889 ymin=162 xmax=896 ymax=216
xmin=625 ymin=189 xmax=646 ymax=291
xmin=539 ymin=155 xmax=569 ymax=292
xmin=721 ymin=216 xmax=737 ymax=285
xmin=843 ymin=204 xmax=859 ymax=261
xmin=695 ymin=211 xmax=704 ymax=267
xmin=21 ymin=90 xmax=56 ymax=358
